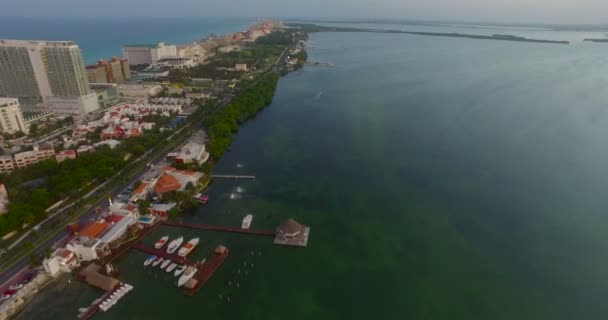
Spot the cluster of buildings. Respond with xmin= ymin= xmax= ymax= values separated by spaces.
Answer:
xmin=0 ymin=39 xmax=99 ymax=118
xmin=0 ymin=143 xmax=55 ymax=174
xmin=85 ymin=57 xmax=131 ymax=84
xmin=122 ymin=42 xmax=177 ymax=66
xmin=43 ymin=204 xmax=145 ymax=276
xmin=0 ymin=98 xmax=28 ymax=135
xmin=131 ymin=166 xmax=204 ymax=206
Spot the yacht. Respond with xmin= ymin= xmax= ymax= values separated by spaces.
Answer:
xmin=177 ymin=266 xmax=198 ymax=287
xmin=167 ymin=237 xmax=184 ymax=254
xmin=154 ymin=236 xmax=169 ymax=249
xmin=177 ymin=238 xmax=199 ymax=257
xmin=174 ymin=265 xmax=187 ymax=277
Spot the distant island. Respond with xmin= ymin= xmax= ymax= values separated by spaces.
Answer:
xmin=583 ymin=38 xmax=608 ymax=43
xmin=286 ymin=23 xmax=570 ymax=44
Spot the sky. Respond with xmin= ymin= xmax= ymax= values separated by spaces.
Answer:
xmin=1 ymin=0 xmax=607 ymax=25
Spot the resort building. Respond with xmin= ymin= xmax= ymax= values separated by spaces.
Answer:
xmin=153 ymin=57 xmax=196 ymax=69
xmin=0 ymin=98 xmax=28 ymax=134
xmin=163 ymin=167 xmax=204 ymax=188
xmin=86 ymin=57 xmax=131 ymax=84
xmin=235 ymin=63 xmax=248 ymax=71
xmin=67 ymin=236 xmax=105 ymax=261
xmin=0 ymin=155 xmax=15 ymax=174
xmin=122 ymin=42 xmax=177 ymax=65
xmin=55 ymin=149 xmax=77 ymax=163
xmin=153 ymin=174 xmax=182 ymax=196
xmin=149 ymin=203 xmax=177 ymax=217
xmin=0 ymin=183 xmax=9 ymax=215
xmin=42 ymin=248 xmax=78 ymax=276
xmin=170 ymin=142 xmax=209 ymax=164
xmin=0 ymin=39 xmax=99 ymax=117
xmin=117 ymin=84 xmax=163 ymax=99
xmin=90 ymin=83 xmax=119 ymax=109
xmin=13 ymin=143 xmax=55 ymax=169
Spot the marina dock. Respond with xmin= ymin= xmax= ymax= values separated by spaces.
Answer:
xmin=161 ymin=221 xmax=275 ymax=237
xmin=183 ymin=246 xmax=229 ymax=296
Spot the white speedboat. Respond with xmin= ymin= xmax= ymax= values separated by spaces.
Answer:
xmin=174 ymin=265 xmax=186 ymax=277
xmin=160 ymin=259 xmax=171 ymax=270
xmin=241 ymin=214 xmax=253 ymax=229
xmin=154 ymin=236 xmax=169 ymax=249
xmin=143 ymin=255 xmax=156 ymax=266
xmin=8 ymin=283 xmax=24 ymax=291
xmin=177 ymin=238 xmax=199 ymax=257
xmin=0 ymin=294 xmax=12 ymax=301
xmin=177 ymin=266 xmax=198 ymax=287
xmin=166 ymin=237 xmax=183 ymax=254
xmin=166 ymin=263 xmax=177 ymax=273
xmin=152 ymin=257 xmax=164 ymax=267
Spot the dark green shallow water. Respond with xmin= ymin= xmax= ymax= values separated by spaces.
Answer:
xmin=16 ymin=30 xmax=608 ymax=319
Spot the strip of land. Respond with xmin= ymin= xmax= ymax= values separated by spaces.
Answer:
xmin=286 ymin=23 xmax=570 ymax=44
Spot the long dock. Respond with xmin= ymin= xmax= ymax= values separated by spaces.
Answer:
xmin=184 ymin=251 xmax=229 ymax=296
xmin=162 ymin=221 xmax=275 ymax=237
xmin=131 ymin=243 xmax=194 ymax=265
xmin=210 ymin=174 xmax=256 ymax=180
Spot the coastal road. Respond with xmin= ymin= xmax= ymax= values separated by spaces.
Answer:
xmin=0 ymin=127 xmax=189 ymax=287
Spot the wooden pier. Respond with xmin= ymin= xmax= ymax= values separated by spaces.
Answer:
xmin=161 ymin=221 xmax=275 ymax=237
xmin=210 ymin=174 xmax=256 ymax=180
xmin=183 ymin=249 xmax=229 ymax=296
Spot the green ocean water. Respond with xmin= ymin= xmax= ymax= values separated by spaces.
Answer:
xmin=16 ymin=29 xmax=608 ymax=319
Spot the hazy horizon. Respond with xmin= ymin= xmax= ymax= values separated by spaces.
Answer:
xmin=2 ymin=0 xmax=608 ymax=25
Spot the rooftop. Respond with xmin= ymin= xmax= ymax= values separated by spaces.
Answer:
xmin=79 ymin=222 xmax=109 ymax=239
xmin=154 ymin=174 xmax=181 ymax=194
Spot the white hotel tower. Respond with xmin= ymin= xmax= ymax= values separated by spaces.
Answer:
xmin=0 ymin=39 xmax=99 ymax=117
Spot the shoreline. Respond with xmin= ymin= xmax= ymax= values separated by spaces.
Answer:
xmin=286 ymin=22 xmax=571 ymax=44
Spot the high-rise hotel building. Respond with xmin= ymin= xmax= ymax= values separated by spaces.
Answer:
xmin=0 ymin=39 xmax=99 ymax=117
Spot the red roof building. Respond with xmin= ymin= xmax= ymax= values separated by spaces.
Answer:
xmin=153 ymin=174 xmax=181 ymax=195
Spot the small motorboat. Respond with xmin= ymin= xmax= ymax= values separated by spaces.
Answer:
xmin=174 ymin=265 xmax=187 ymax=277
xmin=8 ymin=283 xmax=24 ymax=291
xmin=193 ymin=193 xmax=209 ymax=204
xmin=160 ymin=259 xmax=171 ymax=270
xmin=166 ymin=263 xmax=177 ymax=273
xmin=154 ymin=236 xmax=169 ymax=249
xmin=152 ymin=257 xmax=164 ymax=267
xmin=143 ymin=255 xmax=156 ymax=266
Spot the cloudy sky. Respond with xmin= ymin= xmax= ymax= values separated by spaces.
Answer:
xmin=2 ymin=0 xmax=606 ymax=24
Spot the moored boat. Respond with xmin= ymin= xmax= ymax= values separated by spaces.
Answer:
xmin=177 ymin=266 xmax=198 ymax=287
xmin=152 ymin=257 xmax=164 ymax=267
xmin=193 ymin=193 xmax=209 ymax=204
xmin=143 ymin=255 xmax=156 ymax=266
xmin=8 ymin=283 xmax=24 ymax=291
xmin=0 ymin=294 xmax=11 ymax=301
xmin=241 ymin=214 xmax=253 ymax=229
xmin=154 ymin=236 xmax=169 ymax=249
xmin=174 ymin=265 xmax=186 ymax=277
xmin=166 ymin=263 xmax=177 ymax=273
xmin=166 ymin=236 xmax=184 ymax=254
xmin=160 ymin=259 xmax=171 ymax=270
xmin=177 ymin=238 xmax=199 ymax=257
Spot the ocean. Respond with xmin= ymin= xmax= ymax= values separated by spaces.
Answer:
xmin=11 ymin=19 xmax=608 ymax=319
xmin=0 ymin=16 xmax=255 ymax=63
